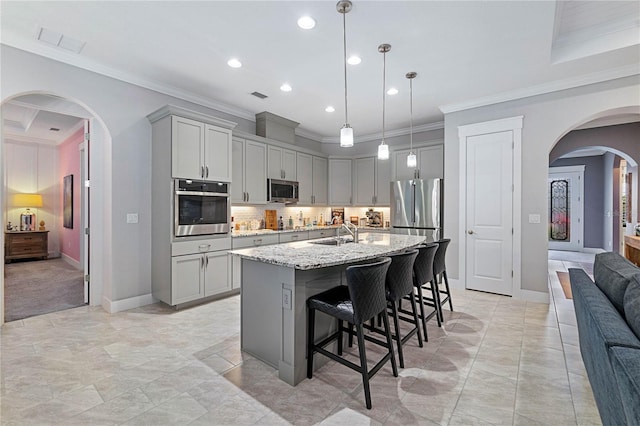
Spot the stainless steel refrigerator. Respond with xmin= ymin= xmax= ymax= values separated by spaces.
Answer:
xmin=390 ymin=178 xmax=443 ymax=241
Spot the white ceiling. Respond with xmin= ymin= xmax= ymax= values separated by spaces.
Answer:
xmin=1 ymin=1 xmax=639 ymax=144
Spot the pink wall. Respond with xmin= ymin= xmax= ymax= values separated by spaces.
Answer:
xmin=58 ymin=128 xmax=83 ymax=262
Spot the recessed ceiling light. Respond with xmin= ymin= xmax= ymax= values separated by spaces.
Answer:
xmin=325 ymin=106 xmax=335 ymax=113
xmin=227 ymin=58 xmax=242 ymax=68
xmin=387 ymin=88 xmax=399 ymax=95
xmin=280 ymin=83 xmax=292 ymax=92
xmin=347 ymin=55 xmax=361 ymax=65
xmin=297 ymin=16 xmax=316 ymax=30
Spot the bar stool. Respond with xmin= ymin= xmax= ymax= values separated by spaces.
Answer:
xmin=306 ymin=257 xmax=397 ymax=410
xmin=404 ymin=242 xmax=440 ymax=340
xmin=433 ymin=239 xmax=453 ymax=321
xmin=383 ymin=249 xmax=422 ymax=368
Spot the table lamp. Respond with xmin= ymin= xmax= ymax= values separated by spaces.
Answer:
xmin=12 ymin=193 xmax=43 ymax=231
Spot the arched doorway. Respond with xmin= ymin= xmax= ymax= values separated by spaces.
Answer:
xmin=548 ymin=109 xmax=640 ymax=255
xmin=1 ymin=91 xmax=110 ymax=325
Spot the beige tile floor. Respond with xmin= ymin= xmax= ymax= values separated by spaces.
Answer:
xmin=1 ymin=252 xmax=601 ymax=425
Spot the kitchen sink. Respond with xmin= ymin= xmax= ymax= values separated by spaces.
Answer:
xmin=309 ymin=237 xmax=358 ymax=246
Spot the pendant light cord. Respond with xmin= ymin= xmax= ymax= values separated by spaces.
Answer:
xmin=409 ymin=77 xmax=413 ymax=150
xmin=382 ymin=50 xmax=386 ymax=141
xmin=342 ymin=9 xmax=348 ymax=125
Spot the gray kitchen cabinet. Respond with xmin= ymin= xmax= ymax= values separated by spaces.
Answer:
xmin=393 ymin=144 xmax=443 ymax=180
xmin=279 ymin=231 xmax=308 ymax=243
xmin=329 ymin=158 xmax=352 ymax=205
xmin=353 ymin=156 xmax=391 ymax=206
xmin=232 ymin=137 xmax=267 ymax=204
xmin=231 ymin=233 xmax=280 ymax=289
xmin=267 ymin=145 xmax=297 ymax=180
xmin=297 ymin=153 xmax=328 ymax=205
xmin=204 ymin=251 xmax=231 ymax=296
xmin=308 ymin=229 xmax=334 ymax=239
xmin=171 ymin=115 xmax=232 ymax=181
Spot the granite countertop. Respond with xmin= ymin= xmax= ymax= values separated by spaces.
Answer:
xmin=231 ymin=226 xmax=389 ymax=237
xmin=229 ymin=232 xmax=425 ymax=270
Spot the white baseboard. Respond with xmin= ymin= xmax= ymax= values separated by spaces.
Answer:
xmin=582 ymin=247 xmax=606 ymax=254
xmin=102 ymin=293 xmax=157 ymax=314
xmin=60 ymin=253 xmax=81 ymax=270
xmin=449 ymin=278 xmax=549 ymax=303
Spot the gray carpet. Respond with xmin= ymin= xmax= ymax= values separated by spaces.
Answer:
xmin=4 ymin=258 xmax=85 ymax=322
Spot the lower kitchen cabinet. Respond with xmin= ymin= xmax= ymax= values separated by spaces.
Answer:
xmin=231 ymin=233 xmax=280 ymax=289
xmin=171 ymin=250 xmax=230 ymax=304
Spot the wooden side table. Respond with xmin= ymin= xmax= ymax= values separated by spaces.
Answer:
xmin=4 ymin=231 xmax=49 ymax=263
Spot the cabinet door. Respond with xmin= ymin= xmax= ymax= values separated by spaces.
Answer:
xmin=171 ymin=254 xmax=203 ymax=304
xmin=231 ymin=138 xmax=245 ymax=203
xmin=267 ymin=145 xmax=284 ymax=179
xmin=312 ymin=156 xmax=328 ymax=205
xmin=418 ymin=145 xmax=444 ymax=179
xmin=393 ymin=148 xmax=415 ymax=181
xmin=329 ymin=159 xmax=352 ymax=205
xmin=353 ymin=157 xmax=375 ymax=206
xmin=375 ymin=156 xmax=392 ymax=205
xmin=244 ymin=140 xmax=267 ymax=204
xmin=172 ymin=116 xmax=204 ymax=180
xmin=297 ymin=152 xmax=313 ymax=204
xmin=282 ymin=149 xmax=297 ymax=181
xmin=204 ymin=251 xmax=230 ymax=296
xmin=204 ymin=125 xmax=232 ymax=182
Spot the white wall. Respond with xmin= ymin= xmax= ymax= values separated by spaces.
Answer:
xmin=444 ymin=75 xmax=640 ymax=295
xmin=603 ymin=152 xmax=615 ymax=252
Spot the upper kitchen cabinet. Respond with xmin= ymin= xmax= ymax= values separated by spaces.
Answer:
xmin=172 ymin=116 xmax=232 ymax=181
xmin=393 ymin=144 xmax=443 ymax=181
xmin=328 ymin=158 xmax=352 ymax=206
xmin=353 ymin=156 xmax=391 ymax=206
xmin=297 ymin=153 xmax=327 ymax=205
xmin=147 ymin=105 xmax=237 ymax=183
xmin=232 ymin=137 xmax=267 ymax=204
xmin=267 ymin=145 xmax=297 ymax=181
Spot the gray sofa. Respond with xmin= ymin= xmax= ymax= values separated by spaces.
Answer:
xmin=569 ymin=252 xmax=640 ymax=426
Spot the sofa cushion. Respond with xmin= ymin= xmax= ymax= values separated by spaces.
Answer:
xmin=594 ymin=252 xmax=640 ymax=315
xmin=609 ymin=346 xmax=640 ymax=425
xmin=624 ymin=275 xmax=640 ymax=340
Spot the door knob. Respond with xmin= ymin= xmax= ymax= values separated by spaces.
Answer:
xmin=467 ymin=230 xmax=474 ymax=234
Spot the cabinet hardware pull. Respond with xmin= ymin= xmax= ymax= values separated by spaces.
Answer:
xmin=247 ymin=192 xmax=249 ymax=202
xmin=201 ymin=166 xmax=205 ymax=178
xmin=201 ymin=257 xmax=204 ymax=268
xmin=254 ymin=238 xmax=262 ymax=245
xmin=205 ymin=166 xmax=209 ymax=178
xmin=205 ymin=256 xmax=209 ymax=267
xmin=292 ymin=235 xmax=299 ymax=239
xmin=198 ymin=244 xmax=210 ymax=250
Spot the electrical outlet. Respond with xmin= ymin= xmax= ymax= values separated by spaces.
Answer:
xmin=528 ymin=214 xmax=541 ymax=224
xmin=282 ymin=288 xmax=292 ymax=310
xmin=126 ymin=213 xmax=138 ymax=224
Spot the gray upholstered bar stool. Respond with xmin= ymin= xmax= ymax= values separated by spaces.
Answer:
xmin=403 ymin=242 xmax=440 ymax=340
xmin=383 ymin=249 xmax=422 ymax=368
xmin=433 ymin=238 xmax=453 ymax=322
xmin=306 ymin=257 xmax=397 ymax=410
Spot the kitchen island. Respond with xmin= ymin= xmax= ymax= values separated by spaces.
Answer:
xmin=230 ymin=232 xmax=426 ymax=385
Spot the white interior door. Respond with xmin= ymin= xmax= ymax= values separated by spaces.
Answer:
xmin=548 ymin=166 xmax=584 ymax=252
xmin=465 ymin=131 xmax=513 ymax=296
xmin=82 ymin=120 xmax=90 ymax=304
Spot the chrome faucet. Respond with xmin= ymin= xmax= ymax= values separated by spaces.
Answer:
xmin=337 ymin=221 xmax=359 ymax=243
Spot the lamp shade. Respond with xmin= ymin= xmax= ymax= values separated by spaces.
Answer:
xmin=340 ymin=126 xmax=354 ymax=147
xmin=12 ymin=193 xmax=43 ymax=208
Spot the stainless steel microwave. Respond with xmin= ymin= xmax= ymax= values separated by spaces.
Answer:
xmin=268 ymin=179 xmax=299 ymax=203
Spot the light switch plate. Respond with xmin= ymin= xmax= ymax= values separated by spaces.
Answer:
xmin=528 ymin=214 xmax=541 ymax=224
xmin=126 ymin=213 xmax=138 ymax=224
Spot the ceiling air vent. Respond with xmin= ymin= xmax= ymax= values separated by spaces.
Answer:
xmin=49 ymin=128 xmax=60 ymax=132
xmin=251 ymin=91 xmax=268 ymax=99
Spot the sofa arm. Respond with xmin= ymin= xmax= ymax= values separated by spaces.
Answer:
xmin=609 ymin=346 xmax=640 ymax=425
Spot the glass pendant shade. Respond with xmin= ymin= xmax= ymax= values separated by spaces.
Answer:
xmin=377 ymin=142 xmax=389 ymax=160
xmin=340 ymin=125 xmax=354 ymax=147
xmin=407 ymin=151 xmax=417 ymax=168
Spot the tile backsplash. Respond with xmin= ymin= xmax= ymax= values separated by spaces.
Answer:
xmin=231 ymin=204 xmax=390 ymax=230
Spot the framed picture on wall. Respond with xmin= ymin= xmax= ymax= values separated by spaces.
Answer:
xmin=63 ymin=174 xmax=73 ymax=229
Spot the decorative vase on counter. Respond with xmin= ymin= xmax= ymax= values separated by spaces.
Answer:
xmin=635 ymin=224 xmax=640 ymax=236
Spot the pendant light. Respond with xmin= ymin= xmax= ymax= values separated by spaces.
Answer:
xmin=406 ymin=72 xmax=417 ymax=168
xmin=377 ymin=43 xmax=391 ymax=160
xmin=337 ymin=1 xmax=353 ymax=147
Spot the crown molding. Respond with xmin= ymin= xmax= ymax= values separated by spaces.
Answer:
xmin=3 ymin=132 xmax=59 ymax=146
xmin=1 ymin=37 xmax=257 ymax=123
xmin=440 ymin=64 xmax=640 ymax=114
xmin=319 ymin=121 xmax=445 ymax=144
